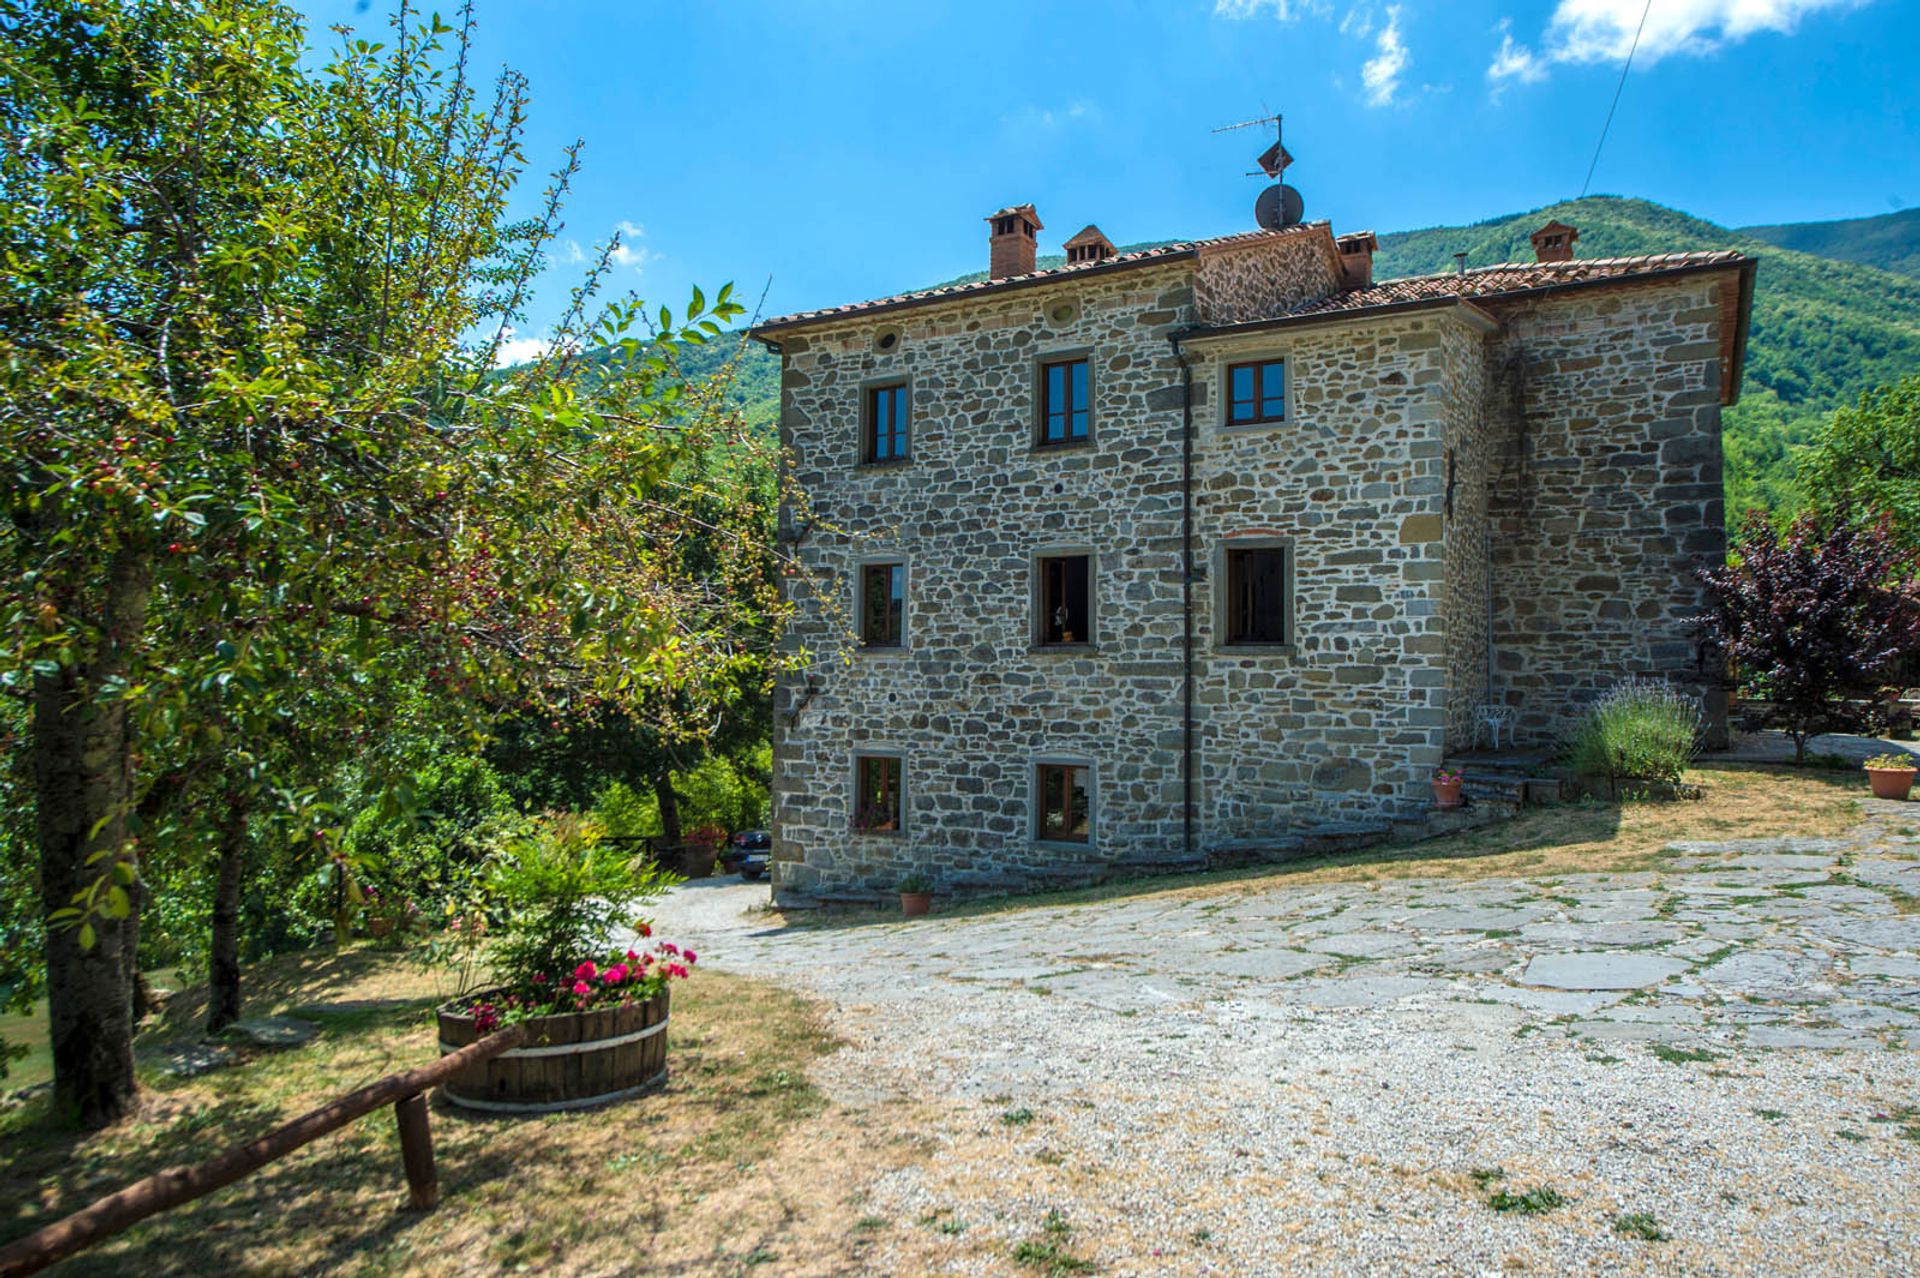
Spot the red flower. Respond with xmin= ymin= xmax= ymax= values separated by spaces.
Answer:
xmin=531 ymin=973 xmax=548 ymax=985
xmin=636 ymin=922 xmax=652 ymax=939
xmin=572 ymin=979 xmax=592 ymax=996
xmin=574 ymin=960 xmax=598 ymax=981
xmin=683 ymin=949 xmax=697 ymax=965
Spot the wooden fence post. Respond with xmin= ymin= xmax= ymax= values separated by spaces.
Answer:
xmin=394 ymin=1092 xmax=436 ymax=1211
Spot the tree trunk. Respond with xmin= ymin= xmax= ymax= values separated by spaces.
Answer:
xmin=652 ymin=772 xmax=683 ymax=856
xmin=206 ymin=788 xmax=251 ymax=1034
xmin=34 ymin=548 xmax=151 ymax=1128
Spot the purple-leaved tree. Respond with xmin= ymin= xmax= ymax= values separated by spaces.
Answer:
xmin=1699 ymin=511 xmax=1920 ymax=764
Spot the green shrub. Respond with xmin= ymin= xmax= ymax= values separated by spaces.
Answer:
xmin=591 ymin=781 xmax=661 ymax=841
xmin=480 ymin=814 xmax=676 ymax=992
xmin=1564 ymin=678 xmax=1701 ymax=787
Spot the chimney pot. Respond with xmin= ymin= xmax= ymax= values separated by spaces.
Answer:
xmin=1530 ymin=219 xmax=1578 ymax=263
xmin=1334 ymin=231 xmax=1377 ymax=290
xmin=1064 ymin=224 xmax=1117 ymax=266
xmin=986 ymin=203 xmax=1043 ymax=280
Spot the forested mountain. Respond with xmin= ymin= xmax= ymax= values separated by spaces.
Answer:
xmin=689 ymin=196 xmax=1920 ymax=525
xmin=1742 ymin=206 xmax=1920 ymax=280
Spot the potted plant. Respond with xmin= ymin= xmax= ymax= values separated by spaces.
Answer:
xmin=433 ymin=814 xmax=691 ymax=1113
xmin=683 ymin=824 xmax=725 ymax=878
xmin=1864 ymin=753 xmax=1919 ymax=800
xmin=1431 ymin=767 xmax=1465 ymax=809
xmin=897 ymin=871 xmax=934 ymax=917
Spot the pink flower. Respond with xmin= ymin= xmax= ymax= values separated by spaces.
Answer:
xmin=602 ymin=964 xmax=628 ymax=985
xmin=572 ymin=979 xmax=592 ymax=996
xmin=574 ymin=960 xmax=598 ymax=981
xmin=667 ymin=963 xmax=689 ymax=979
xmin=683 ymin=949 xmax=697 ymax=966
xmin=625 ymin=949 xmax=639 ymax=962
xmin=660 ymin=943 xmax=679 ymax=958
xmin=531 ymin=973 xmax=548 ymax=985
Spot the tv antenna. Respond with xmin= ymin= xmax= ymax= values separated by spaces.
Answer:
xmin=1213 ymin=110 xmax=1303 ymax=229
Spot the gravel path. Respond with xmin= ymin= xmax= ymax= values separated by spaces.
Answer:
xmin=650 ymin=796 xmax=1920 ymax=1276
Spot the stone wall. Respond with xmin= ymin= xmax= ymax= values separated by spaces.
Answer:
xmin=770 ymin=261 xmax=1206 ymax=900
xmin=765 ymin=253 xmax=1738 ymax=901
xmin=1185 ymin=309 xmax=1488 ymax=839
xmin=1482 ymin=275 xmax=1731 ymax=743
xmin=1192 ymin=229 xmax=1343 ymax=326
xmin=1439 ymin=316 xmax=1494 ymax=750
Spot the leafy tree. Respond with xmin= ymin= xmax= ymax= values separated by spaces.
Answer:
xmin=1799 ymin=374 xmax=1920 ymax=550
xmin=1699 ymin=511 xmax=1920 ymax=763
xmin=0 ymin=1 xmax=762 ymax=1124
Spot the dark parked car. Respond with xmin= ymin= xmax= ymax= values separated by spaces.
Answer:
xmin=727 ymin=829 xmax=772 ymax=880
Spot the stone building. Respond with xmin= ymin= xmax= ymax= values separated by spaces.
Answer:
xmin=750 ymin=206 xmax=1755 ymax=904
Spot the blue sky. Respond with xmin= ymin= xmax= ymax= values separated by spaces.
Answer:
xmin=300 ymin=1 xmax=1918 ymax=354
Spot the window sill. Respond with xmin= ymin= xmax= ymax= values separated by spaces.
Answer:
xmin=849 ymin=828 xmax=907 ymax=839
xmin=857 ymin=458 xmax=914 ymax=470
xmin=1220 ymin=419 xmax=1288 ymax=432
xmin=1030 ymin=439 xmax=1093 ymax=454
xmin=856 ymin=644 xmax=911 ymax=657
xmin=1217 ymin=642 xmax=1297 ymax=656
xmin=1030 ymin=643 xmax=1099 ymax=655
xmin=1032 ymin=838 xmax=1095 ymax=853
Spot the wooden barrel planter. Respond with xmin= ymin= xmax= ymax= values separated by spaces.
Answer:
xmin=436 ymin=989 xmax=670 ymax=1114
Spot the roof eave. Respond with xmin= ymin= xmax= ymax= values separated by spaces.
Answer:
xmin=749 ymin=247 xmax=1203 ymax=341
xmin=1171 ymin=295 xmax=1500 ymax=343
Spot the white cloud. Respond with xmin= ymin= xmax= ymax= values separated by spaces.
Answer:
xmin=1213 ymin=0 xmax=1329 ymax=18
xmin=1486 ymin=19 xmax=1547 ymax=97
xmin=1000 ymin=99 xmax=1098 ymax=130
xmin=563 ymin=239 xmax=585 ymax=265
xmin=1361 ymin=6 xmax=1410 ymax=107
xmin=493 ymin=327 xmax=552 ymax=368
xmin=1338 ymin=4 xmax=1373 ymax=38
xmin=608 ymin=219 xmax=658 ymax=275
xmin=1491 ymin=0 xmax=1870 ymax=92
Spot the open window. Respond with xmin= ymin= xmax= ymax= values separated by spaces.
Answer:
xmin=853 ymin=755 xmax=903 ymax=834
xmin=1220 ymin=542 xmax=1292 ymax=647
xmin=858 ymin=562 xmax=905 ymax=648
xmin=1036 ymin=763 xmax=1091 ymax=844
xmin=1037 ymin=554 xmax=1091 ymax=646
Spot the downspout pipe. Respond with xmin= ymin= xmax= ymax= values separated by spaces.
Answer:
xmin=1168 ymin=334 xmax=1196 ymax=862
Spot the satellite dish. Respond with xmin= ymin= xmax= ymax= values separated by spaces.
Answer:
xmin=1255 ymin=183 xmax=1305 ymax=230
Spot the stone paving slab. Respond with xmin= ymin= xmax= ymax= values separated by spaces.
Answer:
xmin=1523 ymin=952 xmax=1691 ymax=990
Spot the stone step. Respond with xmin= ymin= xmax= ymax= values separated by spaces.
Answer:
xmin=1109 ymin=855 xmax=1211 ymax=877
xmin=1207 ymin=838 xmax=1306 ymax=869
xmin=810 ymin=889 xmax=891 ymax=908
xmin=1299 ymin=820 xmax=1392 ymax=855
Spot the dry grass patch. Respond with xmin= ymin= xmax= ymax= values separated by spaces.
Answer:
xmin=780 ymin=763 xmax=1864 ymax=928
xmin=0 ymin=946 xmax=906 ymax=1276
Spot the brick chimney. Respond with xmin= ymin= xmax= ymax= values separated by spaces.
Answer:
xmin=987 ymin=204 xmax=1043 ymax=279
xmin=1530 ymin=219 xmax=1578 ymax=263
xmin=1334 ymin=231 xmax=1378 ymax=290
xmin=1063 ymin=225 xmax=1116 ymax=266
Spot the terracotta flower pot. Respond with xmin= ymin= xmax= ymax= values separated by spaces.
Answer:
xmin=1431 ymin=777 xmax=1465 ymax=809
xmin=899 ymin=891 xmax=933 ymax=917
xmin=1866 ymin=767 xmax=1917 ymax=801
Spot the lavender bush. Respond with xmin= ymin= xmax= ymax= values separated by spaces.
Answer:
xmin=1564 ymin=678 xmax=1703 ymax=788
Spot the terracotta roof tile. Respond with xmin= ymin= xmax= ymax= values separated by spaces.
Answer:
xmin=1282 ymin=250 xmax=1749 ymax=317
xmin=753 ymin=222 xmax=1328 ymax=334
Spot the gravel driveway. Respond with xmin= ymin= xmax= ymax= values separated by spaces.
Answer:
xmin=651 ymin=798 xmax=1920 ymax=1276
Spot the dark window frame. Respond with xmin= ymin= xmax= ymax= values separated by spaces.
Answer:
xmin=1037 ymin=354 xmax=1092 ymax=448
xmin=863 ymin=381 xmax=910 ymax=464
xmin=1223 ymin=545 xmax=1290 ymax=646
xmin=853 ymin=754 xmax=904 ymax=834
xmin=1225 ymin=357 xmax=1287 ymax=428
xmin=1035 ymin=552 xmax=1094 ymax=647
xmin=858 ymin=561 xmax=906 ymax=649
xmin=1035 ymin=762 xmax=1092 ymax=844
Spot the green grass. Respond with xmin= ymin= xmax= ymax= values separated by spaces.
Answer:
xmin=1012 ymin=1210 xmax=1096 ymax=1275
xmin=1487 ymin=1185 xmax=1567 ymax=1215
xmin=1612 ymin=1211 xmax=1670 ymax=1241
xmin=1650 ymin=1044 xmax=1722 ymax=1065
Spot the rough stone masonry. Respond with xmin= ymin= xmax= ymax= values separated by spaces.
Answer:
xmin=751 ymin=211 xmax=1755 ymax=903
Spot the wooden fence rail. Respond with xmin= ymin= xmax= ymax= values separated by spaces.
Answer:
xmin=0 ymin=1023 xmax=528 ymax=1278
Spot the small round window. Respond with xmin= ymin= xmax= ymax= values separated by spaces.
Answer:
xmin=1049 ymin=300 xmax=1079 ymax=325
xmin=874 ymin=326 xmax=901 ymax=353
